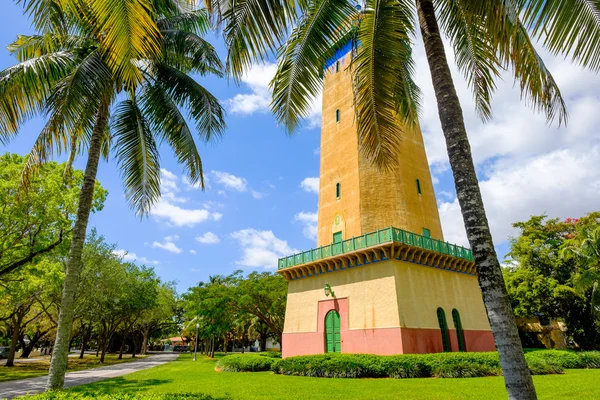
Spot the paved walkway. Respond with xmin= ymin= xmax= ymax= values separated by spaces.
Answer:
xmin=0 ymin=353 xmax=179 ymax=399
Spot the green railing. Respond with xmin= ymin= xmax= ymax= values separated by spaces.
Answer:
xmin=278 ymin=226 xmax=473 ymax=270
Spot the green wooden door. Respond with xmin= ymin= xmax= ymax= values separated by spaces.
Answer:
xmin=325 ymin=310 xmax=341 ymax=353
xmin=333 ymin=231 xmax=343 ymax=243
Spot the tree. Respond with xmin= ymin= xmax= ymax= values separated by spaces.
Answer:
xmin=234 ymin=271 xmax=287 ymax=347
xmin=1 ymin=1 xmax=225 ymax=389
xmin=0 ymin=258 xmax=63 ymax=367
xmin=211 ymin=0 xmax=600 ymax=396
xmin=138 ymin=283 xmax=178 ymax=355
xmin=505 ymin=213 xmax=600 ymax=350
xmin=0 ymin=154 xmax=106 ymax=278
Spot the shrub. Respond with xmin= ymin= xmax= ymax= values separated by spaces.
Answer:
xmin=525 ymin=350 xmax=582 ymax=369
xmin=432 ymin=362 xmax=501 ymax=378
xmin=25 ymin=393 xmax=231 ymax=400
xmin=526 ymin=358 xmax=564 ymax=375
xmin=258 ymin=352 xmax=282 ymax=358
xmin=578 ymin=351 xmax=600 ymax=368
xmin=216 ymin=354 xmax=278 ymax=372
xmin=274 ymin=351 xmax=568 ymax=379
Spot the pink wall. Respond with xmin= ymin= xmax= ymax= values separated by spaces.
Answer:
xmin=282 ymin=297 xmax=495 ymax=358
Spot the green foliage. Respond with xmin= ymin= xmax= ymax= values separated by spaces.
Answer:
xmin=52 ymin=352 xmax=600 ymax=400
xmin=505 ymin=213 xmax=600 ymax=349
xmin=0 ymin=153 xmax=107 ymax=277
xmin=25 ymin=392 xmax=231 ymax=400
xmin=265 ymin=351 xmax=600 ymax=379
xmin=216 ymin=354 xmax=278 ymax=372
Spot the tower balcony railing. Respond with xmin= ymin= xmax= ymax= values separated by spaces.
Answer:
xmin=278 ymin=226 xmax=474 ymax=270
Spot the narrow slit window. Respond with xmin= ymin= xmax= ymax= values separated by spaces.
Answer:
xmin=452 ymin=309 xmax=467 ymax=352
xmin=335 ymin=60 xmax=340 ymax=73
xmin=336 ymin=182 xmax=341 ymax=199
xmin=437 ymin=307 xmax=451 ymax=352
xmin=335 ymin=109 xmax=340 ymax=123
xmin=416 ymin=179 xmax=422 ymax=195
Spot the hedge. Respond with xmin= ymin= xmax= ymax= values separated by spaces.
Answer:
xmin=217 ymin=350 xmax=600 ymax=379
xmin=24 ymin=393 xmax=231 ymax=400
xmin=216 ymin=354 xmax=279 ymax=372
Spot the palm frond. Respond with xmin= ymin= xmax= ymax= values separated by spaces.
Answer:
xmin=157 ymin=9 xmax=211 ymax=35
xmin=271 ymin=0 xmax=357 ymax=132
xmin=141 ymin=83 xmax=205 ymax=188
xmin=21 ymin=51 xmax=113 ymax=185
xmin=112 ymin=99 xmax=161 ymax=215
xmin=223 ymin=0 xmax=298 ymax=79
xmin=353 ymin=0 xmax=418 ymax=170
xmin=153 ymin=62 xmax=226 ymax=142
xmin=17 ymin=0 xmax=68 ymax=34
xmin=0 ymin=51 xmax=76 ymax=142
xmin=7 ymin=33 xmax=94 ymax=63
xmin=161 ymin=29 xmax=224 ymax=75
xmin=518 ymin=0 xmax=600 ymax=72
xmin=65 ymin=0 xmax=163 ymax=86
xmin=436 ymin=0 xmax=502 ymax=121
xmin=507 ymin=21 xmax=568 ymax=125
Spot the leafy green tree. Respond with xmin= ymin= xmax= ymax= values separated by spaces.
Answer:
xmin=234 ymin=271 xmax=287 ymax=347
xmin=211 ymin=0 xmax=600 ymax=395
xmin=1 ymin=1 xmax=225 ymax=388
xmin=0 ymin=258 xmax=63 ymax=367
xmin=506 ymin=213 xmax=600 ymax=350
xmin=0 ymin=154 xmax=106 ymax=278
xmin=138 ymin=283 xmax=178 ymax=354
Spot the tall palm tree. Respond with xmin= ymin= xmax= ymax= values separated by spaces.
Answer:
xmin=1 ymin=0 xmax=225 ymax=389
xmin=207 ymin=0 xmax=600 ymax=398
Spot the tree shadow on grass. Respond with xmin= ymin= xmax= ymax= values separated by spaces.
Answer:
xmin=69 ymin=378 xmax=173 ymax=395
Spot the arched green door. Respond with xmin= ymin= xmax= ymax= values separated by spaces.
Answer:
xmin=325 ymin=310 xmax=341 ymax=353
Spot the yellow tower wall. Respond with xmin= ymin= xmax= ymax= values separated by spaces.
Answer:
xmin=317 ymin=49 xmax=443 ymax=248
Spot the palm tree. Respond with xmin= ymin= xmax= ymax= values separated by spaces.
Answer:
xmin=1 ymin=1 xmax=225 ymax=389
xmin=208 ymin=0 xmax=600 ymax=398
xmin=563 ymin=226 xmax=600 ymax=318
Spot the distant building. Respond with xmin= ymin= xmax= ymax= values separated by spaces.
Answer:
xmin=277 ymin=43 xmax=495 ymax=358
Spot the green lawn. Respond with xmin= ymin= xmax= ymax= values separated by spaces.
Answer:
xmin=0 ymin=354 xmax=146 ymax=382
xmin=66 ymin=353 xmax=600 ymax=400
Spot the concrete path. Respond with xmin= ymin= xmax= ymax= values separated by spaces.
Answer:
xmin=0 ymin=353 xmax=179 ymax=399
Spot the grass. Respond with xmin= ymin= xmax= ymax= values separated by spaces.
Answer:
xmin=62 ymin=353 xmax=600 ymax=400
xmin=0 ymin=354 xmax=146 ymax=383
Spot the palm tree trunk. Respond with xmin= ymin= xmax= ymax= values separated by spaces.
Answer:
xmin=415 ymin=0 xmax=536 ymax=399
xmin=46 ymin=101 xmax=110 ymax=391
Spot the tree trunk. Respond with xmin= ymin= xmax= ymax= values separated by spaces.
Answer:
xmin=118 ymin=338 xmax=125 ymax=360
xmin=141 ymin=329 xmax=149 ymax=355
xmin=415 ymin=1 xmax=536 ymax=399
xmin=5 ymin=317 xmax=21 ymax=367
xmin=46 ymin=100 xmax=110 ymax=391
xmin=131 ymin=335 xmax=136 ymax=358
xmin=79 ymin=331 xmax=88 ymax=359
xmin=259 ymin=333 xmax=268 ymax=353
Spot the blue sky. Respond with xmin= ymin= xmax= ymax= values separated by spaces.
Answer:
xmin=2 ymin=4 xmax=599 ymax=293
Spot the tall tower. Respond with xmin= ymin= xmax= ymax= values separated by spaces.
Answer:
xmin=317 ymin=48 xmax=443 ymax=247
xmin=278 ymin=43 xmax=494 ymax=358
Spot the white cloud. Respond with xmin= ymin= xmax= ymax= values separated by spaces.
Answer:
xmin=295 ymin=211 xmax=318 ymax=241
xmin=230 ymin=229 xmax=298 ymax=269
xmin=113 ymin=249 xmax=160 ymax=266
xmin=150 ymin=169 xmax=222 ymax=227
xmin=152 ymin=238 xmax=183 ymax=254
xmin=189 ymin=250 xmax=197 ymax=255
xmin=251 ymin=190 xmax=264 ymax=199
xmin=196 ymin=232 xmax=220 ymax=244
xmin=164 ymin=235 xmax=179 ymax=242
xmin=439 ymin=147 xmax=600 ymax=247
xmin=300 ymin=177 xmax=320 ymax=194
xmin=227 ymin=63 xmax=322 ymax=128
xmin=211 ymin=170 xmax=248 ymax=192
xmin=402 ymin=32 xmax=600 ymax=249
xmin=150 ymin=201 xmax=221 ymax=227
